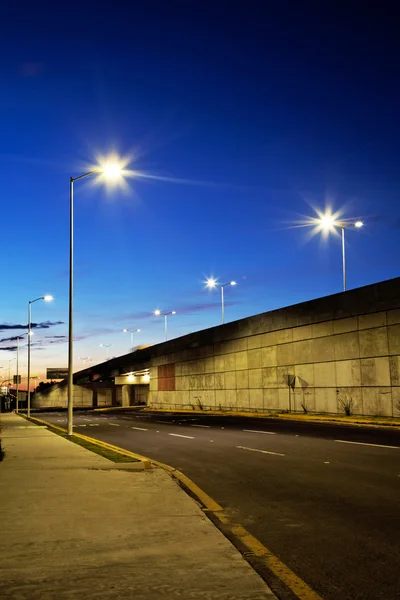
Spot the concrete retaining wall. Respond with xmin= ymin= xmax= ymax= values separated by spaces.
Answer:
xmin=147 ymin=285 xmax=400 ymax=417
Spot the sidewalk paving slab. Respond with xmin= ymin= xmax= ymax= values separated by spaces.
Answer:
xmin=0 ymin=413 xmax=276 ymax=600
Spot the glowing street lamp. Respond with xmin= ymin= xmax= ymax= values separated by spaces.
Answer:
xmin=27 ymin=295 xmax=53 ymax=417
xmin=122 ymin=328 xmax=140 ymax=349
xmin=205 ymin=278 xmax=237 ymax=324
xmin=154 ymin=310 xmax=176 ymax=341
xmin=318 ymin=215 xmax=364 ymax=291
xmin=68 ymin=157 xmax=125 ymax=436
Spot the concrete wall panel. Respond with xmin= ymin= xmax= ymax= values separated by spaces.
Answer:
xmin=334 ymin=332 xmax=360 ymax=360
xmin=388 ymin=309 xmax=400 ymax=325
xmin=335 ymin=360 xmax=361 ymax=387
xmin=361 ymin=357 xmax=391 ymax=386
xmin=392 ymin=387 xmax=400 ymax=416
xmin=359 ymin=327 xmax=388 ymax=358
xmin=249 ymin=368 xmax=262 ymax=388
xmin=388 ymin=324 xmax=400 ymax=355
xmin=314 ymin=362 xmax=336 ymax=387
xmin=389 ymin=356 xmax=400 ymax=386
xmin=358 ymin=312 xmax=387 ymax=330
xmin=249 ymin=388 xmax=263 ymax=409
xmin=362 ymin=388 xmax=392 ymax=417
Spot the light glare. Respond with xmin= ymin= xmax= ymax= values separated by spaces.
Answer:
xmin=320 ymin=215 xmax=336 ymax=231
xmin=44 ymin=295 xmax=53 ymax=302
xmin=205 ymin=277 xmax=218 ymax=289
xmin=154 ymin=309 xmax=161 ymax=316
xmin=355 ymin=221 xmax=364 ymax=228
xmin=102 ymin=163 xmax=122 ymax=179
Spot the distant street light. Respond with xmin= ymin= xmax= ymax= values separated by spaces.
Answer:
xmin=205 ymin=278 xmax=237 ymax=324
xmin=27 ymin=295 xmax=53 ymax=417
xmin=78 ymin=356 xmax=92 ymax=368
xmin=68 ymin=156 xmax=125 ymax=436
xmin=100 ymin=343 xmax=113 ymax=360
xmin=122 ymin=328 xmax=140 ymax=350
xmin=318 ymin=215 xmax=364 ymax=291
xmin=15 ymin=335 xmax=26 ymax=413
xmin=154 ymin=310 xmax=176 ymax=341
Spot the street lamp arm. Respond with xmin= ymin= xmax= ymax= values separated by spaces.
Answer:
xmin=70 ymin=170 xmax=98 ymax=183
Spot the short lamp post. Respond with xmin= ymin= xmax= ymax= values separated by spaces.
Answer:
xmin=205 ymin=278 xmax=237 ymax=324
xmin=123 ymin=328 xmax=140 ymax=350
xmin=154 ymin=310 xmax=176 ymax=341
xmin=318 ymin=216 xmax=363 ymax=291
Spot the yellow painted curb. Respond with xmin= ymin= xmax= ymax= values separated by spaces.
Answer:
xmin=216 ymin=513 xmax=322 ymax=600
xmin=21 ymin=413 xmax=322 ymax=598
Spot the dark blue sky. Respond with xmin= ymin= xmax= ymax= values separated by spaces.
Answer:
xmin=1 ymin=1 xmax=399 ymax=374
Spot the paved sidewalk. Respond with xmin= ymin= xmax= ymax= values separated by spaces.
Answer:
xmin=0 ymin=413 xmax=276 ymax=600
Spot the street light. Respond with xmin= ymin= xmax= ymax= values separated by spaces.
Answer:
xmin=68 ymin=157 xmax=124 ymax=436
xmin=318 ymin=215 xmax=364 ymax=291
xmin=122 ymin=328 xmax=140 ymax=349
xmin=78 ymin=356 xmax=92 ymax=368
xmin=15 ymin=335 xmax=26 ymax=413
xmin=100 ymin=343 xmax=113 ymax=360
xmin=154 ymin=310 xmax=176 ymax=341
xmin=205 ymin=278 xmax=237 ymax=324
xmin=27 ymin=295 xmax=53 ymax=417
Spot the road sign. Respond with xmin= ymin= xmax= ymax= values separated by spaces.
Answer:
xmin=46 ymin=368 xmax=68 ymax=380
xmin=13 ymin=375 xmax=21 ymax=384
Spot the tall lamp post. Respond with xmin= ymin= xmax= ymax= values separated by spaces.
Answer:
xmin=154 ymin=310 xmax=176 ymax=341
xmin=27 ymin=295 xmax=53 ymax=417
xmin=68 ymin=160 xmax=123 ymax=435
xmin=318 ymin=216 xmax=363 ymax=291
xmin=123 ymin=328 xmax=140 ymax=350
xmin=205 ymin=278 xmax=237 ymax=324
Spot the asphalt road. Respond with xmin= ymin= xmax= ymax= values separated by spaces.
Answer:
xmin=40 ymin=410 xmax=400 ymax=600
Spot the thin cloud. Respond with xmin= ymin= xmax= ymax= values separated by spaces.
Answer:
xmin=174 ymin=300 xmax=240 ymax=316
xmin=0 ymin=320 xmax=64 ymax=331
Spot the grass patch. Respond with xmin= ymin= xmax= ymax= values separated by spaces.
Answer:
xmin=19 ymin=415 xmax=139 ymax=463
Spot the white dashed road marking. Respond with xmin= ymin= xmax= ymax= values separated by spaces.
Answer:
xmin=108 ymin=423 xmax=120 ymax=427
xmin=243 ymin=430 xmax=277 ymax=435
xmin=236 ymin=445 xmax=285 ymax=457
xmin=190 ymin=424 xmax=211 ymax=428
xmin=335 ymin=440 xmax=399 ymax=449
xmin=131 ymin=426 xmax=148 ymax=431
xmin=169 ymin=433 xmax=195 ymax=439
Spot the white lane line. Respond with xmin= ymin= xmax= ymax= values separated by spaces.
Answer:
xmin=156 ymin=420 xmax=171 ymax=424
xmin=243 ymin=429 xmax=277 ymax=435
xmin=190 ymin=424 xmax=211 ymax=428
xmin=335 ymin=439 xmax=399 ymax=449
xmin=131 ymin=426 xmax=148 ymax=431
xmin=236 ymin=445 xmax=285 ymax=457
xmin=169 ymin=433 xmax=195 ymax=439
xmin=108 ymin=423 xmax=120 ymax=427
